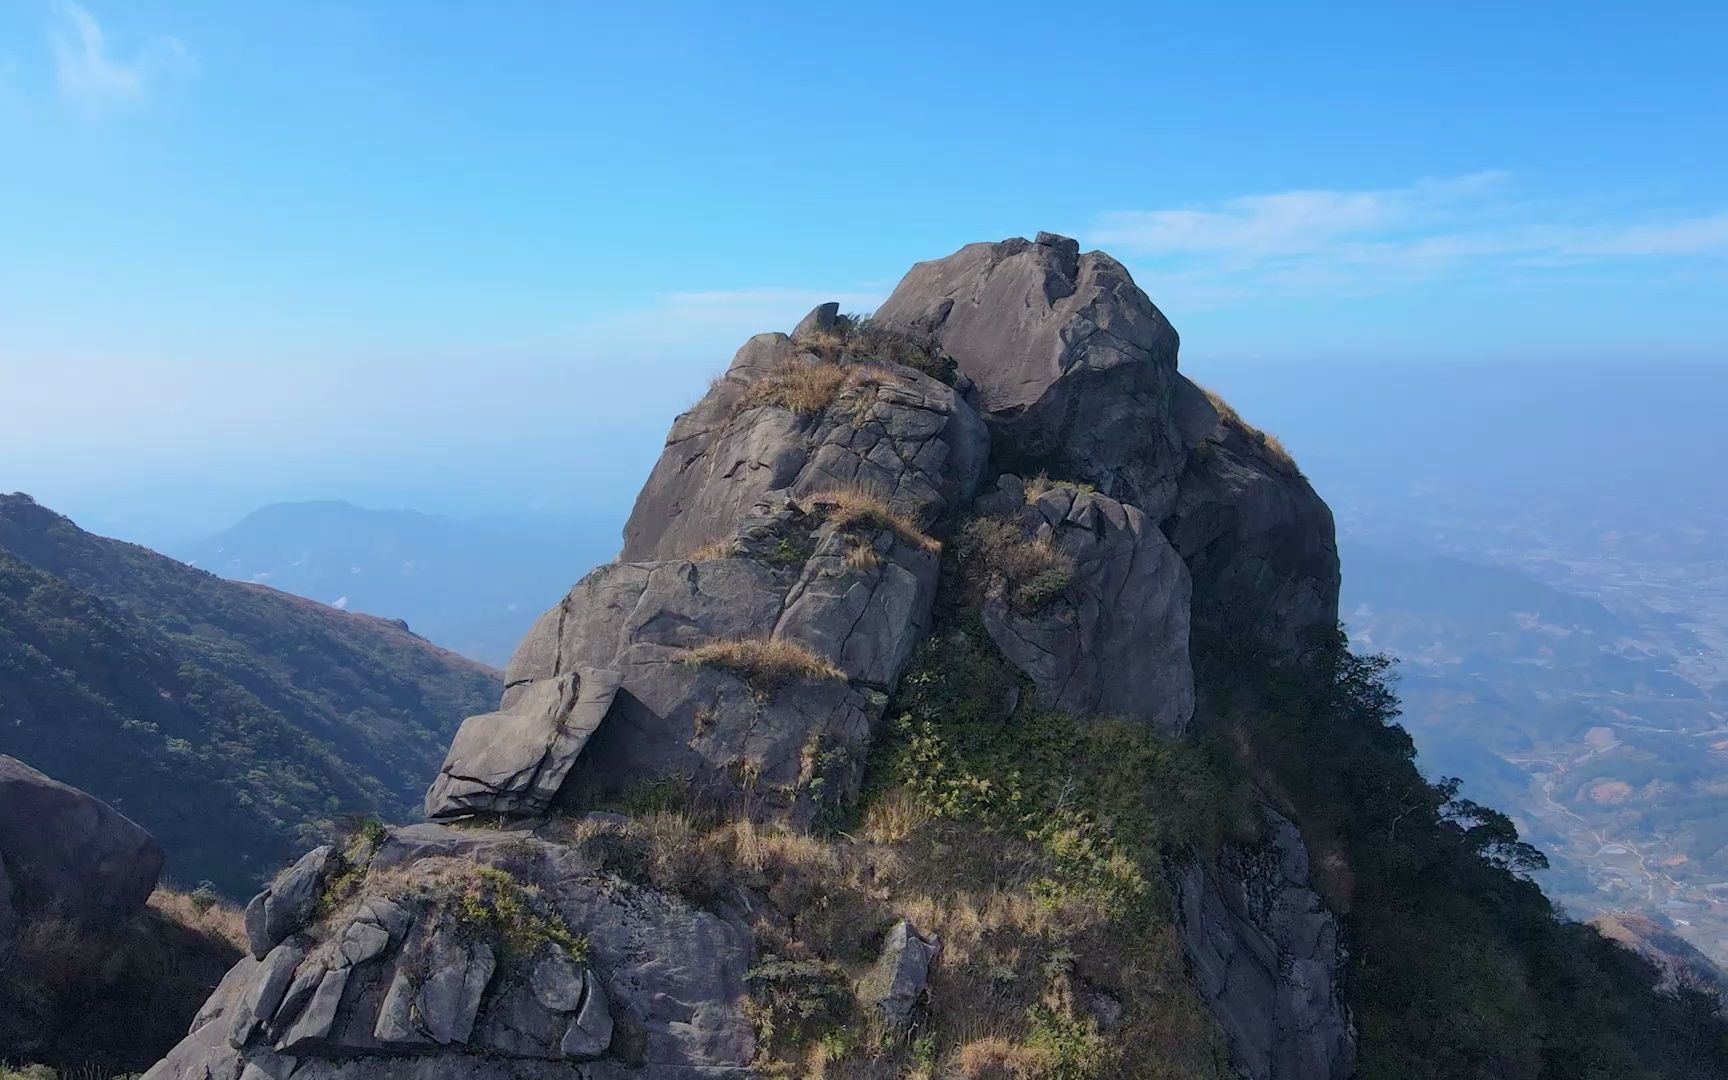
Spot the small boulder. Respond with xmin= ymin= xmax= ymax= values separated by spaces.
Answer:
xmin=858 ymin=919 xmax=940 ymax=1029
xmin=244 ymin=845 xmax=339 ymax=959
xmin=426 ymin=667 xmax=622 ymax=819
xmin=792 ymin=301 xmax=840 ymax=338
xmin=561 ymin=969 xmax=614 ymax=1059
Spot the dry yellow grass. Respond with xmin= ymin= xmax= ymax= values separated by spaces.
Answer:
xmin=805 ymin=487 xmax=941 ymax=554
xmin=686 ymin=537 xmax=739 ymax=562
xmin=957 ymin=1036 xmax=1055 ymax=1078
xmin=1022 ymin=473 xmax=1096 ymax=499
xmin=736 ymin=359 xmax=893 ymax=417
xmin=1198 ymin=385 xmax=1300 ymax=476
xmin=686 ymin=636 xmax=846 ymax=687
xmin=149 ymin=885 xmax=248 ymax=953
xmin=545 ymin=803 xmax=1227 ymax=1080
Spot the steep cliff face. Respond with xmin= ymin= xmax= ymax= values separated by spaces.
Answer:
xmin=146 ymin=237 xmax=1354 ymax=1080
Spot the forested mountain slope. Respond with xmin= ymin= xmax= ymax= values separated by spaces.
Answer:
xmin=0 ymin=493 xmax=499 ymax=895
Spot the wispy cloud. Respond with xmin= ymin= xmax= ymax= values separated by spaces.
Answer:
xmin=48 ymin=1 xmax=194 ymax=114
xmin=1091 ymin=174 xmax=1728 ymax=303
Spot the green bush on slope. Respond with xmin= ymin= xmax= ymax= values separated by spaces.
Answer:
xmin=1198 ymin=625 xmax=1728 ymax=1080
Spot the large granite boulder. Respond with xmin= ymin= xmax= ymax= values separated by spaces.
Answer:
xmin=973 ymin=476 xmax=1194 ymax=734
xmin=144 ymin=824 xmax=756 ymax=1080
xmin=1174 ymin=808 xmax=1356 ymax=1080
xmin=872 ymin=231 xmax=1185 ymax=520
xmin=0 ymin=754 xmax=164 ymax=927
xmin=431 ymin=336 xmax=989 ymax=824
xmin=875 ymin=234 xmax=1339 ymax=657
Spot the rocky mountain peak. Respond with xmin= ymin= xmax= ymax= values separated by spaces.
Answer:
xmin=143 ymin=236 xmax=1353 ymax=1080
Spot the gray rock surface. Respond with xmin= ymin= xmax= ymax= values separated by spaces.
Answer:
xmin=976 ymin=478 xmax=1194 ymax=733
xmin=244 ymin=844 xmax=339 ymax=958
xmin=875 ymin=235 xmax=1339 ymax=657
xmin=144 ymin=824 xmax=755 ymax=1080
xmin=859 ymin=918 xmax=940 ymax=1029
xmin=426 ymin=666 xmax=623 ymax=818
xmin=447 ymin=336 xmax=988 ymax=822
xmin=0 ymin=754 xmax=164 ymax=926
xmin=375 ymin=914 xmax=496 ymax=1046
xmin=620 ymin=332 xmax=987 ymax=563
xmin=791 ymin=301 xmax=839 ymax=338
xmin=1174 ymin=808 xmax=1356 ymax=1080
xmin=873 ymin=232 xmax=1185 ymax=520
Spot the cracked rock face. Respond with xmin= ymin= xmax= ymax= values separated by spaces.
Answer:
xmin=439 ymin=334 xmax=989 ymax=823
xmin=426 ymin=667 xmax=623 ymax=818
xmin=144 ymin=824 xmax=756 ymax=1080
xmin=621 ymin=332 xmax=988 ymax=563
xmin=1174 ymin=808 xmax=1356 ymax=1080
xmin=976 ymin=477 xmax=1195 ymax=734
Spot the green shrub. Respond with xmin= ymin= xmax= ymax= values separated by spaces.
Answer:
xmin=869 ymin=632 xmax=1249 ymax=921
xmin=453 ymin=865 xmax=589 ymax=963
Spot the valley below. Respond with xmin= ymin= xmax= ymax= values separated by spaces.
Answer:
xmin=1340 ymin=485 xmax=1728 ymax=967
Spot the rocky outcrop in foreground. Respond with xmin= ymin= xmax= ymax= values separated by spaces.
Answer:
xmin=148 ymin=235 xmax=1351 ymax=1080
xmin=147 ymin=822 xmax=755 ymax=1080
xmin=0 ymin=753 xmax=164 ymax=955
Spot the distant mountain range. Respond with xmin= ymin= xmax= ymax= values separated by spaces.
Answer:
xmin=176 ymin=500 xmax=615 ymax=665
xmin=0 ymin=493 xmax=501 ymax=896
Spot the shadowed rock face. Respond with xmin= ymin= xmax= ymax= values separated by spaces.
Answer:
xmin=1175 ymin=809 xmax=1356 ymax=1080
xmin=0 ymin=754 xmax=164 ymax=931
xmin=1165 ymin=377 xmax=1341 ymax=659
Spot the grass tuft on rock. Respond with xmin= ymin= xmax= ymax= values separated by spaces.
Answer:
xmin=959 ymin=518 xmax=1077 ymax=614
xmin=806 ymin=488 xmax=941 ymax=555
xmin=797 ymin=314 xmax=959 ymax=385
xmin=1198 ymin=385 xmax=1300 ymax=476
xmin=686 ymin=637 xmax=846 ymax=690
xmin=737 ymin=359 xmax=894 ymax=417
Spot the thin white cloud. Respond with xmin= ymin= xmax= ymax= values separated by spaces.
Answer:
xmin=1091 ymin=174 xmax=1728 ymax=303
xmin=49 ymin=1 xmax=194 ymax=114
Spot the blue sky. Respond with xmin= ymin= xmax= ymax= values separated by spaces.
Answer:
xmin=2 ymin=1 xmax=1726 ymax=540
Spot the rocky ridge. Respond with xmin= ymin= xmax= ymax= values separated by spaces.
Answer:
xmin=145 ymin=235 xmax=1353 ymax=1080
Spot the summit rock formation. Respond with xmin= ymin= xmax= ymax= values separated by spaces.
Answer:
xmin=144 ymin=235 xmax=1354 ymax=1080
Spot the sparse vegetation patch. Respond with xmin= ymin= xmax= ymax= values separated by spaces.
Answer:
xmin=1198 ymin=385 xmax=1299 ymax=476
xmin=805 ymin=488 xmax=942 ymax=554
xmin=737 ymin=359 xmax=894 ymax=417
xmin=959 ymin=518 xmax=1077 ymax=614
xmin=686 ymin=637 xmax=847 ymax=691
